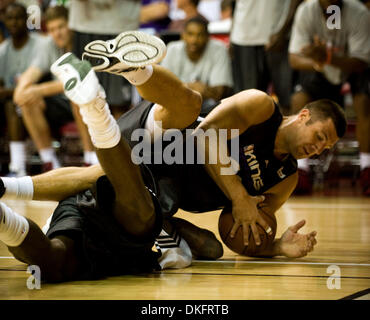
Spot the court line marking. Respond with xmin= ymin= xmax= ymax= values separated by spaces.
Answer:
xmin=284 ymin=203 xmax=370 ymax=210
xmin=196 ymin=260 xmax=370 ymax=267
xmin=1 ymin=256 xmax=369 ymax=266
xmin=160 ymin=272 xmax=370 ymax=280
xmin=340 ymin=288 xmax=370 ymax=300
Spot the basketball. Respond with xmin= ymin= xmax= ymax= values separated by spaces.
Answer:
xmin=218 ymin=207 xmax=277 ymax=256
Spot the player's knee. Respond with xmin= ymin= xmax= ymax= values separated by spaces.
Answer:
xmin=189 ymin=89 xmax=202 ymax=116
xmin=8 ymin=239 xmax=67 ymax=282
xmin=115 ymin=201 xmax=157 ymax=237
xmin=19 ymin=98 xmax=44 ymax=112
xmin=183 ymin=87 xmax=202 ymax=120
xmin=42 ymin=238 xmax=73 ymax=282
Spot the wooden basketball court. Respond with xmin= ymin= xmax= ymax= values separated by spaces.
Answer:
xmin=0 ymin=196 xmax=369 ymax=300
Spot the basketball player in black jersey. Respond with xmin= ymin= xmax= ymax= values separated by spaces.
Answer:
xmin=0 ymin=32 xmax=346 ymax=281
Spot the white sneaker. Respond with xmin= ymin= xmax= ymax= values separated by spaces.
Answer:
xmin=51 ymin=52 xmax=102 ymax=105
xmin=82 ymin=30 xmax=167 ymax=74
xmin=155 ymin=228 xmax=193 ymax=270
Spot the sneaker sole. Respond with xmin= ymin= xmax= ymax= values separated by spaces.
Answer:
xmin=82 ymin=31 xmax=166 ymax=72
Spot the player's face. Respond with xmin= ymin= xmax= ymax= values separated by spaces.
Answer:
xmin=291 ymin=110 xmax=339 ymax=159
xmin=46 ymin=18 xmax=70 ymax=49
xmin=5 ymin=7 xmax=27 ymax=37
xmin=183 ymin=23 xmax=209 ymax=58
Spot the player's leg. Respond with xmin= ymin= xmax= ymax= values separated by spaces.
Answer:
xmin=70 ymin=102 xmax=99 ymax=165
xmin=19 ymin=96 xmax=60 ymax=169
xmin=0 ymin=202 xmax=81 ymax=282
xmin=51 ymin=53 xmax=157 ymax=237
xmin=82 ymin=31 xmax=202 ymax=130
xmin=168 ymin=217 xmax=223 ymax=260
xmin=4 ymin=100 xmax=27 ymax=176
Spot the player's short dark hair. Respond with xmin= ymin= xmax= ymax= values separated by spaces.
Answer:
xmin=190 ymin=0 xmax=200 ymax=7
xmin=6 ymin=3 xmax=27 ymax=18
xmin=304 ymin=99 xmax=347 ymax=138
xmin=184 ymin=16 xmax=209 ymax=34
xmin=44 ymin=5 xmax=69 ymax=23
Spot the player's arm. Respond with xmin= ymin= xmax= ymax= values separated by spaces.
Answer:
xmin=1 ymin=165 xmax=105 ymax=202
xmin=187 ymin=82 xmax=231 ymax=102
xmin=32 ymin=165 xmax=104 ymax=201
xmin=266 ymin=0 xmax=303 ymax=51
xmin=290 ymin=50 xmax=368 ymax=74
xmin=253 ymin=173 xmax=317 ymax=258
xmin=13 ymin=66 xmax=64 ymax=107
xmin=193 ymin=89 xmax=275 ymax=246
xmin=140 ymin=1 xmax=169 ymax=24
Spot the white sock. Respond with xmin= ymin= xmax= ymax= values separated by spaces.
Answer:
xmin=155 ymin=229 xmax=192 ymax=270
xmin=298 ymin=159 xmax=310 ymax=171
xmin=84 ymin=151 xmax=99 ymax=165
xmin=39 ymin=148 xmax=60 ymax=169
xmin=1 ymin=176 xmax=34 ymax=200
xmin=360 ymin=152 xmax=370 ymax=170
xmin=78 ymin=89 xmax=121 ymax=149
xmin=9 ymin=141 xmax=26 ymax=174
xmin=0 ymin=202 xmax=29 ymax=247
xmin=121 ymin=65 xmax=153 ymax=86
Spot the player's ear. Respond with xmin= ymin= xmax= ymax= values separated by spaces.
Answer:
xmin=298 ymin=108 xmax=311 ymax=123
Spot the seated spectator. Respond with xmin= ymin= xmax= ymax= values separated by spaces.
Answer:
xmin=168 ymin=0 xmax=206 ymax=32
xmin=140 ymin=0 xmax=172 ymax=34
xmin=289 ymin=0 xmax=370 ymax=195
xmin=208 ymin=0 xmax=234 ymax=34
xmin=0 ymin=3 xmax=52 ymax=176
xmin=0 ymin=0 xmax=14 ymax=42
xmin=161 ymin=16 xmax=233 ymax=113
xmin=13 ymin=6 xmax=99 ymax=170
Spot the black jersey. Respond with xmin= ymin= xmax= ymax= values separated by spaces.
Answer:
xmin=231 ymin=103 xmax=298 ymax=196
xmin=117 ymin=100 xmax=297 ymax=217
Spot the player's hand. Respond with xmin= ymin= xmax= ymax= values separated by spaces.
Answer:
xmin=279 ymin=220 xmax=317 ymax=258
xmin=230 ymin=194 xmax=272 ymax=246
xmin=265 ymin=32 xmax=286 ymax=52
xmin=14 ymin=86 xmax=44 ymax=108
xmin=301 ymin=35 xmax=327 ymax=64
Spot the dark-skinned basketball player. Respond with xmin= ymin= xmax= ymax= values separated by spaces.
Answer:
xmin=0 ymin=32 xmax=346 ymax=280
